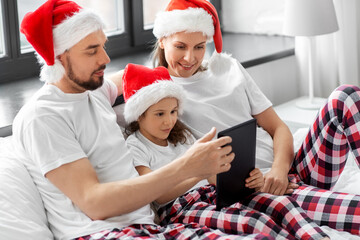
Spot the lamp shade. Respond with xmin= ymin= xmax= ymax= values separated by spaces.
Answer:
xmin=283 ymin=0 xmax=339 ymax=36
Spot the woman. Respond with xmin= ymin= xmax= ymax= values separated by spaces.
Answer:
xmin=150 ymin=0 xmax=360 ymax=235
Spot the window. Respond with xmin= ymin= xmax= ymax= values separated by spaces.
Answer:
xmin=142 ymin=0 xmax=170 ymax=30
xmin=17 ymin=0 xmax=126 ymax=54
xmin=0 ymin=0 xmax=220 ymax=83
xmin=0 ymin=0 xmax=5 ymax=57
xmin=0 ymin=0 xmax=132 ymax=83
xmin=17 ymin=0 xmax=47 ymax=53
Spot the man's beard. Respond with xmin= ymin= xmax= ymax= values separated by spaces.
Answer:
xmin=66 ymin=56 xmax=105 ymax=91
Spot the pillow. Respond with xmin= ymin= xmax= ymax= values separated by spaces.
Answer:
xmin=0 ymin=136 xmax=53 ymax=239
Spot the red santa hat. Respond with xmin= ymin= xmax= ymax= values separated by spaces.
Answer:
xmin=20 ymin=0 xmax=104 ymax=83
xmin=153 ymin=0 xmax=222 ymax=53
xmin=122 ymin=64 xmax=185 ymax=124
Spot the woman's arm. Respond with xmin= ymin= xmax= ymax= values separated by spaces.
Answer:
xmin=108 ymin=69 xmax=124 ymax=96
xmin=135 ymin=165 xmax=204 ymax=205
xmin=253 ymin=107 xmax=297 ymax=195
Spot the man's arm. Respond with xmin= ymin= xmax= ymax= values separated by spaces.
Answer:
xmin=135 ymin=165 xmax=204 ymax=205
xmin=108 ymin=70 xmax=124 ymax=96
xmin=46 ymin=128 xmax=234 ymax=220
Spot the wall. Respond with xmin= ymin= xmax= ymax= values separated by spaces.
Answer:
xmin=221 ymin=0 xmax=285 ymax=35
xmin=247 ymin=55 xmax=299 ymax=106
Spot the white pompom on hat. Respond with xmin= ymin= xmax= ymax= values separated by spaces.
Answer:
xmin=122 ymin=63 xmax=186 ymax=124
xmin=20 ymin=0 xmax=104 ymax=83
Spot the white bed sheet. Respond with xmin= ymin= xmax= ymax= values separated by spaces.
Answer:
xmin=1 ymin=130 xmax=360 ymax=239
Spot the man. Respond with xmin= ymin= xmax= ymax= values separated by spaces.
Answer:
xmin=12 ymin=0 xmax=234 ymax=239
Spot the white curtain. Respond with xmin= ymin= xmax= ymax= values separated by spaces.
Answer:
xmin=296 ymin=0 xmax=360 ymax=98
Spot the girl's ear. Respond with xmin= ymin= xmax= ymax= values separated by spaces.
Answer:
xmin=138 ymin=112 xmax=146 ymax=122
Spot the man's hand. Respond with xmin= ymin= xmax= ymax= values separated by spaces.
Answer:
xmin=180 ymin=127 xmax=235 ymax=180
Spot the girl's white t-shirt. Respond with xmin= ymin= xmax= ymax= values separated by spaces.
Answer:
xmin=126 ymin=130 xmax=209 ymax=199
xmin=171 ymin=57 xmax=274 ymax=174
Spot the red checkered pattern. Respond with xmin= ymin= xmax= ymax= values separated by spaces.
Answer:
xmin=158 ymin=185 xmax=327 ymax=240
xmin=76 ymin=223 xmax=273 ymax=239
xmin=291 ymin=184 xmax=360 ymax=235
xmin=293 ymin=84 xmax=360 ymax=189
xmin=290 ymin=85 xmax=360 ymax=234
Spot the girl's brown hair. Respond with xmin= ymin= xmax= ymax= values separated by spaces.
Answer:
xmin=124 ymin=117 xmax=194 ymax=146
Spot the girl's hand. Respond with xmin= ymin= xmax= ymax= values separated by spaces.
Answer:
xmin=245 ymin=168 xmax=264 ymax=191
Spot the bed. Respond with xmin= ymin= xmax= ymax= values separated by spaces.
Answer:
xmin=1 ymin=113 xmax=360 ymax=239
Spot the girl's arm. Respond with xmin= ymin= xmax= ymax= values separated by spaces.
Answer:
xmin=135 ymin=165 xmax=204 ymax=205
xmin=245 ymin=168 xmax=264 ymax=191
xmin=207 ymin=175 xmax=216 ymax=185
xmin=253 ymin=107 xmax=297 ymax=195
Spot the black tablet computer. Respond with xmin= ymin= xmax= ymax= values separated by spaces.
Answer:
xmin=216 ymin=118 xmax=257 ymax=210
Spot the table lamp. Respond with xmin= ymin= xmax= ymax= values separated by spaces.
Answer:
xmin=283 ymin=0 xmax=339 ymax=109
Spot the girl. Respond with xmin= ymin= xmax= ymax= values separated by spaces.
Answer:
xmin=149 ymin=0 xmax=360 ymax=235
xmin=122 ymin=63 xmax=329 ymax=240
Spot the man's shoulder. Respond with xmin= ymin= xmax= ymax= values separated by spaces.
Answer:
xmin=13 ymin=85 xmax=68 ymax=131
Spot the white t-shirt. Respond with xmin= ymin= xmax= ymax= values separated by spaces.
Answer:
xmin=171 ymin=57 xmax=274 ymax=174
xmin=12 ymin=80 xmax=154 ymax=240
xmin=126 ymin=130 xmax=208 ymax=200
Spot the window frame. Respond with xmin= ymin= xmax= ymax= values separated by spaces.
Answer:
xmin=0 ymin=0 xmax=221 ymax=84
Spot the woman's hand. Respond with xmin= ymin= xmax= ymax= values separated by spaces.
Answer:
xmin=245 ymin=168 xmax=264 ymax=191
xmin=261 ymin=166 xmax=298 ymax=195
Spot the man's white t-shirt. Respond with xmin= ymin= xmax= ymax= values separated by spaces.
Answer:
xmin=126 ymin=130 xmax=209 ymax=200
xmin=12 ymin=80 xmax=154 ymax=240
xmin=171 ymin=57 xmax=274 ymax=174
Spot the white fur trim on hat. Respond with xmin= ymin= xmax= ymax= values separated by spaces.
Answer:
xmin=124 ymin=81 xmax=186 ymax=124
xmin=153 ymin=7 xmax=214 ymax=41
xmin=38 ymin=9 xmax=104 ymax=83
xmin=53 ymin=9 xmax=104 ymax=56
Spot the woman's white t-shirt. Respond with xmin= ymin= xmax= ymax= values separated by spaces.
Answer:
xmin=171 ymin=57 xmax=274 ymax=174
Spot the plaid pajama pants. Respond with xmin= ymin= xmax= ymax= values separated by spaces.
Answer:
xmin=157 ymin=185 xmax=327 ymax=240
xmin=289 ymin=84 xmax=360 ymax=234
xmin=76 ymin=185 xmax=326 ymax=240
